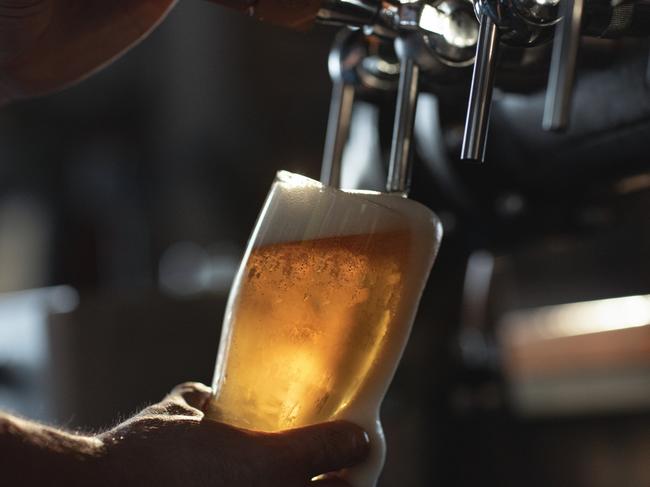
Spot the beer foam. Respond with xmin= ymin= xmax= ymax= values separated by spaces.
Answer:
xmin=253 ymin=171 xmax=441 ymax=247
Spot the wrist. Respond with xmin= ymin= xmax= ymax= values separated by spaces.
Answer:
xmin=0 ymin=413 xmax=109 ymax=486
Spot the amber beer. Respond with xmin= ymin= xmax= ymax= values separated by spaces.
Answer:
xmin=209 ymin=230 xmax=410 ymax=429
xmin=206 ymin=172 xmax=442 ymax=487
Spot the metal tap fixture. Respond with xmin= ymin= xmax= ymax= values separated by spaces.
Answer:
xmin=387 ymin=55 xmax=420 ymax=194
xmin=461 ymin=0 xmax=560 ymax=162
xmin=321 ymin=0 xmax=480 ymax=192
xmin=321 ymin=30 xmax=363 ymax=188
xmin=317 ymin=0 xmax=650 ymax=168
xmin=321 ymin=29 xmax=401 ymax=187
xmin=388 ymin=0 xmax=478 ymax=193
xmin=317 ymin=0 xmax=481 ymax=41
xmin=461 ymin=0 xmax=650 ymax=158
xmin=543 ymin=0 xmax=650 ymax=132
xmin=542 ymin=0 xmax=583 ymax=132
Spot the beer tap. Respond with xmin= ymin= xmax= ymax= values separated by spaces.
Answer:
xmin=234 ymin=0 xmax=650 ymax=156
xmin=461 ymin=15 xmax=498 ymax=163
xmin=542 ymin=0 xmax=650 ymax=132
xmin=317 ymin=0 xmax=481 ymax=44
xmin=321 ymin=0 xmax=479 ymax=192
xmin=321 ymin=30 xmax=362 ymax=188
xmin=321 ymin=29 xmax=401 ymax=187
xmin=316 ymin=0 xmax=399 ymax=34
xmin=543 ymin=0 xmax=584 ymax=131
xmin=461 ymin=0 xmax=560 ymax=162
xmin=387 ymin=53 xmax=420 ymax=194
xmin=388 ymin=0 xmax=478 ymax=193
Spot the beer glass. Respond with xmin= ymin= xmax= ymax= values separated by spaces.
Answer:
xmin=206 ymin=171 xmax=442 ymax=486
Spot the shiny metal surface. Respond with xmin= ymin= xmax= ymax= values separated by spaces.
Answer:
xmin=543 ymin=0 xmax=584 ymax=131
xmin=320 ymin=29 xmax=363 ymax=188
xmin=329 ymin=28 xmax=401 ymax=89
xmin=393 ymin=0 xmax=478 ymax=86
xmin=461 ymin=15 xmax=499 ymax=162
xmin=321 ymin=81 xmax=355 ymax=187
xmin=318 ymin=0 xmax=483 ymax=43
xmin=474 ymin=0 xmax=559 ymax=45
xmin=397 ymin=1 xmax=426 ymax=31
xmin=387 ymin=58 xmax=420 ymax=194
xmin=513 ymin=0 xmax=561 ymax=24
xmin=420 ymin=1 xmax=479 ymax=65
xmin=321 ymin=29 xmax=400 ymax=187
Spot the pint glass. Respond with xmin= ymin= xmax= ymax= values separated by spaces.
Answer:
xmin=206 ymin=171 xmax=442 ymax=486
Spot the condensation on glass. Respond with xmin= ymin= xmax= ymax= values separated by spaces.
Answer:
xmin=206 ymin=171 xmax=442 ymax=487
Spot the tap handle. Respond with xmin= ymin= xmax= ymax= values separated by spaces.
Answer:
xmin=387 ymin=57 xmax=420 ymax=195
xmin=543 ymin=0 xmax=584 ymax=132
xmin=321 ymin=80 xmax=355 ymax=188
xmin=321 ymin=29 xmax=366 ymax=188
xmin=461 ymin=14 xmax=499 ymax=162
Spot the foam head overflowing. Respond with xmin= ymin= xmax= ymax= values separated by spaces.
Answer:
xmin=254 ymin=171 xmax=440 ymax=247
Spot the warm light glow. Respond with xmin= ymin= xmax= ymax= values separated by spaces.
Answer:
xmin=207 ymin=232 xmax=406 ymax=431
xmin=502 ymin=295 xmax=650 ymax=344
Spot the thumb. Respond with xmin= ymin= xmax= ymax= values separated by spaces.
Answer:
xmin=271 ymin=421 xmax=370 ymax=478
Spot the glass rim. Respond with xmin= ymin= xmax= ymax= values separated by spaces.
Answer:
xmin=274 ymin=170 xmax=438 ymax=221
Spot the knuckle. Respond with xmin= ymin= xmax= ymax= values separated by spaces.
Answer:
xmin=171 ymin=381 xmax=201 ymax=394
xmin=170 ymin=382 xmax=212 ymax=401
xmin=170 ymin=391 xmax=211 ymax=415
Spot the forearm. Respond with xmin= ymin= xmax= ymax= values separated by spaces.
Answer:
xmin=0 ymin=413 xmax=106 ymax=486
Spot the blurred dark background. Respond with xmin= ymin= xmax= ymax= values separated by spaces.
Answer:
xmin=1 ymin=1 xmax=649 ymax=486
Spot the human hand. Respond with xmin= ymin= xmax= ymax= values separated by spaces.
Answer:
xmin=0 ymin=0 xmax=321 ymax=105
xmin=99 ymin=382 xmax=369 ymax=486
xmin=0 ymin=0 xmax=184 ymax=103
